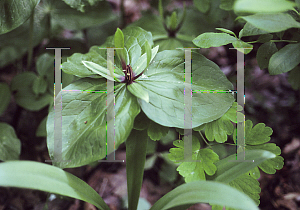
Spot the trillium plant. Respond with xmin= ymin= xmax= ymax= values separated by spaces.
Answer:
xmin=0 ymin=26 xmax=284 ymax=210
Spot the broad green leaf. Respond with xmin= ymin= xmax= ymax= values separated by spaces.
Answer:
xmin=257 ymin=42 xmax=278 ymax=69
xmin=136 ymin=50 xmax=234 ymax=129
xmin=127 ymin=82 xmax=149 ymax=103
xmin=126 ymin=129 xmax=148 ymax=210
xmin=232 ymin=40 xmax=253 ymax=54
xmin=208 ymin=150 xmax=276 ymax=183
xmin=241 ymin=13 xmax=300 ymax=33
xmin=0 ymin=161 xmax=110 ymax=210
xmin=11 ymin=72 xmax=52 ymax=111
xmin=149 ymin=180 xmax=259 ymax=210
xmin=194 ymin=0 xmax=211 ymax=13
xmin=234 ymin=0 xmax=295 ymax=14
xmin=268 ymin=43 xmax=300 ymax=75
xmin=47 ymin=78 xmax=140 ymax=168
xmin=114 ymin=28 xmax=126 ymax=63
xmin=215 ymin=28 xmax=236 ymax=37
xmin=0 ymin=0 xmax=40 ymax=34
xmin=62 ymin=0 xmax=102 ymax=12
xmin=288 ymin=66 xmax=300 ymax=90
xmin=240 ymin=22 xmax=270 ymax=37
xmin=147 ymin=121 xmax=169 ymax=141
xmin=168 ymin=136 xmax=219 ymax=182
xmin=245 ymin=120 xmax=273 ymax=145
xmin=36 ymin=54 xmax=54 ymax=77
xmin=82 ymin=60 xmax=122 ymax=81
xmin=193 ymin=33 xmax=238 ymax=48
xmin=0 ymin=83 xmax=10 ymax=115
xmin=0 ymin=123 xmax=21 ymax=161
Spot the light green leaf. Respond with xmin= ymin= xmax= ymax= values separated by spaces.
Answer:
xmin=114 ymin=28 xmax=126 ymax=63
xmin=82 ymin=60 xmax=122 ymax=81
xmin=193 ymin=33 xmax=238 ymax=48
xmin=143 ymin=40 xmax=152 ymax=67
xmin=149 ymin=180 xmax=259 ymax=210
xmin=0 ymin=161 xmax=110 ymax=210
xmin=241 ymin=13 xmax=300 ymax=33
xmin=245 ymin=120 xmax=273 ymax=145
xmin=209 ymin=150 xmax=275 ymax=183
xmin=204 ymin=116 xmax=234 ymax=143
xmin=133 ymin=45 xmax=159 ymax=76
xmin=0 ymin=83 xmax=10 ymax=115
xmin=11 ymin=72 xmax=52 ymax=111
xmin=234 ymin=0 xmax=295 ymax=14
xmin=127 ymin=82 xmax=149 ymax=103
xmin=147 ymin=121 xmax=169 ymax=141
xmin=0 ymin=0 xmax=40 ymax=34
xmin=257 ymin=42 xmax=278 ymax=69
xmin=194 ymin=0 xmax=211 ymax=13
xmin=126 ymin=129 xmax=148 ymax=210
xmin=288 ymin=66 xmax=300 ymax=90
xmin=169 ymin=11 xmax=177 ymax=31
xmin=215 ymin=28 xmax=236 ymax=37
xmin=168 ymin=136 xmax=219 ymax=182
xmin=268 ymin=43 xmax=300 ymax=75
xmin=0 ymin=123 xmax=21 ymax=161
xmin=232 ymin=40 xmax=253 ymax=54
xmin=47 ymin=78 xmax=140 ymax=168
xmin=136 ymin=50 xmax=234 ymax=129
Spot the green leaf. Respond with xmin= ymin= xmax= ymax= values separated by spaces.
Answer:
xmin=193 ymin=33 xmax=238 ymax=48
xmin=0 ymin=123 xmax=21 ymax=161
xmin=194 ymin=0 xmax=211 ymax=13
xmin=62 ymin=0 xmax=103 ymax=12
xmin=47 ymin=78 xmax=140 ymax=168
xmin=268 ymin=43 xmax=300 ymax=75
xmin=127 ymin=82 xmax=149 ymax=103
xmin=149 ymin=180 xmax=259 ymax=210
xmin=160 ymin=128 xmax=177 ymax=145
xmin=234 ymin=0 xmax=295 ymax=14
xmin=204 ymin=116 xmax=234 ymax=143
xmin=0 ymin=0 xmax=40 ymax=34
xmin=256 ymin=42 xmax=278 ymax=69
xmin=133 ymin=111 xmax=151 ymax=131
xmin=82 ymin=60 xmax=122 ymax=81
xmin=36 ymin=117 xmax=47 ymax=137
xmin=288 ymin=66 xmax=300 ymax=90
xmin=136 ymin=50 xmax=234 ymax=129
xmin=0 ymin=161 xmax=110 ymax=210
xmin=241 ymin=13 xmax=300 ymax=33
xmin=32 ymin=77 xmax=48 ymax=95
xmin=126 ymin=129 xmax=148 ymax=210
xmin=215 ymin=28 xmax=236 ymax=37
xmin=11 ymin=72 xmax=52 ymax=111
xmin=208 ymin=150 xmax=276 ymax=183
xmin=0 ymin=83 xmax=10 ymax=115
xmin=143 ymin=40 xmax=152 ymax=67
xmin=240 ymin=22 xmax=270 ymax=37
xmin=114 ymin=28 xmax=126 ymax=63
xmin=232 ymin=40 xmax=253 ymax=54
xmin=147 ymin=121 xmax=169 ymax=141
xmin=220 ymin=0 xmax=235 ymax=10
xmin=169 ymin=11 xmax=178 ymax=31
xmin=168 ymin=136 xmax=219 ymax=182
xmin=257 ymin=34 xmax=273 ymax=43
xmin=243 ymin=120 xmax=284 ymax=174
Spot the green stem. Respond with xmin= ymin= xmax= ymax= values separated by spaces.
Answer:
xmin=198 ymin=131 xmax=212 ymax=149
xmin=27 ymin=10 xmax=34 ymax=71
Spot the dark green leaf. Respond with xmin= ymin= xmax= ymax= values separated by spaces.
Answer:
xmin=194 ymin=0 xmax=211 ymax=13
xmin=32 ymin=77 xmax=48 ymax=95
xmin=126 ymin=129 xmax=148 ymax=210
xmin=0 ymin=161 xmax=110 ymax=210
xmin=0 ymin=0 xmax=40 ymax=34
xmin=36 ymin=117 xmax=47 ymax=137
xmin=257 ymin=42 xmax=278 ymax=69
xmin=147 ymin=121 xmax=169 ymax=141
xmin=0 ymin=83 xmax=10 ymax=115
xmin=220 ymin=0 xmax=235 ymax=10
xmin=257 ymin=34 xmax=273 ymax=43
xmin=241 ymin=22 xmax=270 ymax=37
xmin=0 ymin=123 xmax=21 ymax=161
xmin=288 ymin=66 xmax=300 ymax=90
xmin=268 ymin=43 xmax=300 ymax=75
xmin=62 ymin=0 xmax=103 ymax=12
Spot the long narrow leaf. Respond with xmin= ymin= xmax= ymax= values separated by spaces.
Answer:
xmin=0 ymin=161 xmax=110 ymax=210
